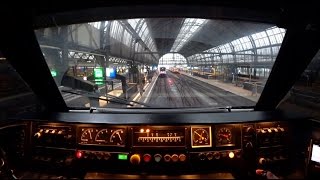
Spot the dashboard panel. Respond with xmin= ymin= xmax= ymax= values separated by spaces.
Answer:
xmin=0 ymin=111 xmax=315 ymax=179
xmin=29 ymin=121 xmax=291 ymax=173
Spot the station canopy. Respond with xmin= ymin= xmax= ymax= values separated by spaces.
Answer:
xmin=36 ymin=18 xmax=285 ymax=67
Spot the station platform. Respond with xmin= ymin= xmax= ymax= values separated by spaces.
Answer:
xmin=128 ymin=74 xmax=158 ymax=107
xmin=179 ymin=72 xmax=260 ymax=102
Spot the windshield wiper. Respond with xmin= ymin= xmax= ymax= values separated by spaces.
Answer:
xmin=61 ymin=89 xmax=152 ymax=107
xmin=217 ymin=106 xmax=255 ymax=112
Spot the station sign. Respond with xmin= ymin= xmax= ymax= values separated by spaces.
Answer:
xmin=50 ymin=70 xmax=57 ymax=77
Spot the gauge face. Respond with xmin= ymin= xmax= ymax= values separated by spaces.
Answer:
xmin=95 ymin=129 xmax=108 ymax=143
xmin=216 ymin=128 xmax=232 ymax=146
xmin=80 ymin=128 xmax=94 ymax=144
xmin=193 ymin=129 xmax=209 ymax=144
xmin=110 ymin=129 xmax=125 ymax=146
xmin=78 ymin=127 xmax=126 ymax=146
xmin=191 ymin=126 xmax=212 ymax=148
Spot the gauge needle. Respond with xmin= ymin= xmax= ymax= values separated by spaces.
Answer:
xmin=89 ymin=132 xmax=92 ymax=139
xmin=117 ymin=132 xmax=122 ymax=141
xmin=220 ymin=134 xmax=229 ymax=138
xmin=194 ymin=131 xmax=202 ymax=138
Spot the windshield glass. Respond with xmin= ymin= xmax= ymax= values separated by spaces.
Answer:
xmin=34 ymin=18 xmax=286 ymax=109
xmin=279 ymin=49 xmax=320 ymax=118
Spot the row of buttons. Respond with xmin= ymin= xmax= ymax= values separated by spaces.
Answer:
xmin=198 ymin=150 xmax=241 ymax=160
xmin=75 ymin=150 xmax=111 ymax=160
xmin=130 ymin=153 xmax=187 ymax=165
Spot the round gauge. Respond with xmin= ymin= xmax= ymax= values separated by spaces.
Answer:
xmin=95 ymin=129 xmax=108 ymax=143
xmin=80 ymin=129 xmax=94 ymax=143
xmin=217 ymin=128 xmax=232 ymax=145
xmin=110 ymin=129 xmax=125 ymax=146
xmin=193 ymin=128 xmax=209 ymax=145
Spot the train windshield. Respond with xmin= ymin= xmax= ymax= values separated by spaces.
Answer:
xmin=34 ymin=18 xmax=286 ymax=109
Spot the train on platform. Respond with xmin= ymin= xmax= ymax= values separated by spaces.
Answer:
xmin=169 ymin=67 xmax=180 ymax=74
xmin=159 ymin=67 xmax=166 ymax=78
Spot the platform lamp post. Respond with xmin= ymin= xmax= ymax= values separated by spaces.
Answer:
xmin=249 ymin=65 xmax=252 ymax=82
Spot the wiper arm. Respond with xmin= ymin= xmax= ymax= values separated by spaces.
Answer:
xmin=61 ymin=90 xmax=152 ymax=107
xmin=217 ymin=106 xmax=255 ymax=112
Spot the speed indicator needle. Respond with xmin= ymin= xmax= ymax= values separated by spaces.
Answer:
xmin=194 ymin=131 xmax=202 ymax=138
xmin=117 ymin=132 xmax=122 ymax=141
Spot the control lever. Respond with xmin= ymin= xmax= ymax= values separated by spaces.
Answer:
xmin=0 ymin=148 xmax=18 ymax=179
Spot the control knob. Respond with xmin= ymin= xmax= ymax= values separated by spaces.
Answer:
xmin=198 ymin=153 xmax=206 ymax=161
xmin=214 ymin=152 xmax=221 ymax=160
xmin=259 ymin=157 xmax=266 ymax=165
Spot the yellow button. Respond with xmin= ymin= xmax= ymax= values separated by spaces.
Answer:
xmin=130 ymin=154 xmax=141 ymax=165
xmin=229 ymin=152 xmax=235 ymax=159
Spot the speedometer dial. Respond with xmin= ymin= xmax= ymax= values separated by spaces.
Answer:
xmin=217 ymin=128 xmax=232 ymax=146
xmin=78 ymin=127 xmax=126 ymax=146
xmin=191 ymin=126 xmax=212 ymax=148
xmin=110 ymin=129 xmax=125 ymax=146
xmin=80 ymin=128 xmax=94 ymax=144
xmin=193 ymin=129 xmax=209 ymax=144
xmin=95 ymin=129 xmax=109 ymax=143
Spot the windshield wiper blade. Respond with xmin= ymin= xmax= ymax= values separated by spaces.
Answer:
xmin=61 ymin=89 xmax=152 ymax=107
xmin=217 ymin=106 xmax=255 ymax=112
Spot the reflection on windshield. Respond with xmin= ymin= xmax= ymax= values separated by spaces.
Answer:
xmin=34 ymin=18 xmax=285 ymax=109
xmin=279 ymin=50 xmax=320 ymax=118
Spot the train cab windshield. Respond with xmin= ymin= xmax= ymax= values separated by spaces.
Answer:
xmin=2 ymin=3 xmax=320 ymax=180
xmin=34 ymin=18 xmax=285 ymax=109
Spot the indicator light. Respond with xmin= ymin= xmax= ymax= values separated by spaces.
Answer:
xmin=146 ymin=129 xmax=150 ymax=133
xmin=76 ymin=151 xmax=83 ymax=159
xmin=229 ymin=152 xmax=235 ymax=159
xmin=143 ymin=154 xmax=151 ymax=163
xmin=154 ymin=154 xmax=162 ymax=162
xmin=164 ymin=154 xmax=171 ymax=162
xmin=140 ymin=129 xmax=144 ymax=133
xmin=171 ymin=154 xmax=179 ymax=162
xmin=206 ymin=152 xmax=213 ymax=160
xmin=118 ymin=154 xmax=128 ymax=160
xmin=179 ymin=154 xmax=187 ymax=162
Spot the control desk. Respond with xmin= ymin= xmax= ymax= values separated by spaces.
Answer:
xmin=0 ymin=111 xmax=318 ymax=179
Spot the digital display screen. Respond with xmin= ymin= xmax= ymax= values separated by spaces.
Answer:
xmin=132 ymin=127 xmax=186 ymax=147
xmin=311 ymin=144 xmax=320 ymax=163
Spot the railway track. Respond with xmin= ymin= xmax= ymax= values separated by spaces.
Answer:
xmin=148 ymin=71 xmax=254 ymax=107
xmin=178 ymin=73 xmax=255 ymax=107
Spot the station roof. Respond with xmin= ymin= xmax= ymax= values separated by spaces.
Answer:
xmin=27 ymin=3 xmax=318 ymax=66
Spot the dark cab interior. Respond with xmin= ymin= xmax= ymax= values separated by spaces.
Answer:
xmin=1 ymin=2 xmax=320 ymax=179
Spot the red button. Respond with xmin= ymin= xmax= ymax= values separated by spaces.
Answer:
xmin=143 ymin=154 xmax=152 ymax=163
xmin=76 ymin=151 xmax=83 ymax=159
